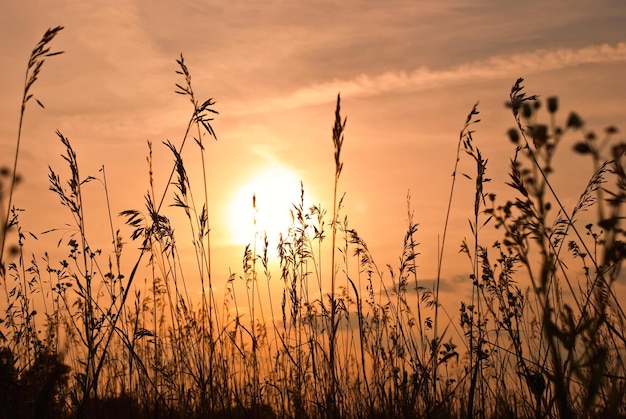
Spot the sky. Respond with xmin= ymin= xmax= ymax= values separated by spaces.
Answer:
xmin=1 ymin=0 xmax=626 ymax=309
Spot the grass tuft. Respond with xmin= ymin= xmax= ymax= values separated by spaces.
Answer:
xmin=1 ymin=29 xmax=625 ymax=419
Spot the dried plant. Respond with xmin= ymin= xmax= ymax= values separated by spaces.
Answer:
xmin=2 ymin=27 xmax=626 ymax=419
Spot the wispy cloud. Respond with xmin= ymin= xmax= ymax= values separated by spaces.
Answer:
xmin=230 ymin=42 xmax=626 ymax=115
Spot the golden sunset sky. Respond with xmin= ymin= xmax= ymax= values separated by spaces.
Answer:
xmin=1 ymin=0 xmax=626 ymax=305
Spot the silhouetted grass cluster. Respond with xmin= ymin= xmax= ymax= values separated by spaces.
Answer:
xmin=1 ymin=26 xmax=625 ymax=418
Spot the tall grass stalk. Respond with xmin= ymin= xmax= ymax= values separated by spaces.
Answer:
xmin=0 ymin=26 xmax=64 ymax=271
xmin=329 ymin=93 xmax=346 ymax=416
xmin=432 ymin=101 xmax=481 ymax=403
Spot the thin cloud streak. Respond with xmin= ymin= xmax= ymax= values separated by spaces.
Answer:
xmin=230 ymin=42 xmax=626 ymax=115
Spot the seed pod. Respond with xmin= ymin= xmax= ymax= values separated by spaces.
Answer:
xmin=547 ymin=97 xmax=558 ymax=114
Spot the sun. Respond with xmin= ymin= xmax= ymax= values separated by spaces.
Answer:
xmin=227 ymin=166 xmax=306 ymax=247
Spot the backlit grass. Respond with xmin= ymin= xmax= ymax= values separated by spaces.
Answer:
xmin=1 ymin=26 xmax=625 ymax=419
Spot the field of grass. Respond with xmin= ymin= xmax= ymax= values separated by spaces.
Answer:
xmin=1 ymin=26 xmax=626 ymax=419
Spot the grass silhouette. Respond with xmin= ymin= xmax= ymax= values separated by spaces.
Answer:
xmin=1 ymin=26 xmax=626 ymax=418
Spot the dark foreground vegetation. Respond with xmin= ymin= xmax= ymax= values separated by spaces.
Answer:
xmin=1 ymin=26 xmax=625 ymax=419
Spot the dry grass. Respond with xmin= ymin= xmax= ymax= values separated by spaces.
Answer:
xmin=1 ymin=27 xmax=626 ymax=418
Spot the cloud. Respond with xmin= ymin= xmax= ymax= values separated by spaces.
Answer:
xmin=370 ymin=273 xmax=470 ymax=298
xmin=230 ymin=42 xmax=626 ymax=115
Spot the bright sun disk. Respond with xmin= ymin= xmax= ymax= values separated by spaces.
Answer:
xmin=227 ymin=166 xmax=306 ymax=247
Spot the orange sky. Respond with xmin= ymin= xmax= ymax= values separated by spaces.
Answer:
xmin=1 ymin=0 xmax=626 ymax=310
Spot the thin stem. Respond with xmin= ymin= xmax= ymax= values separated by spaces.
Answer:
xmin=1 ymin=26 xmax=64 ymax=269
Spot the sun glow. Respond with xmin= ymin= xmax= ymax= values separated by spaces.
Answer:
xmin=227 ymin=166 xmax=307 ymax=247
